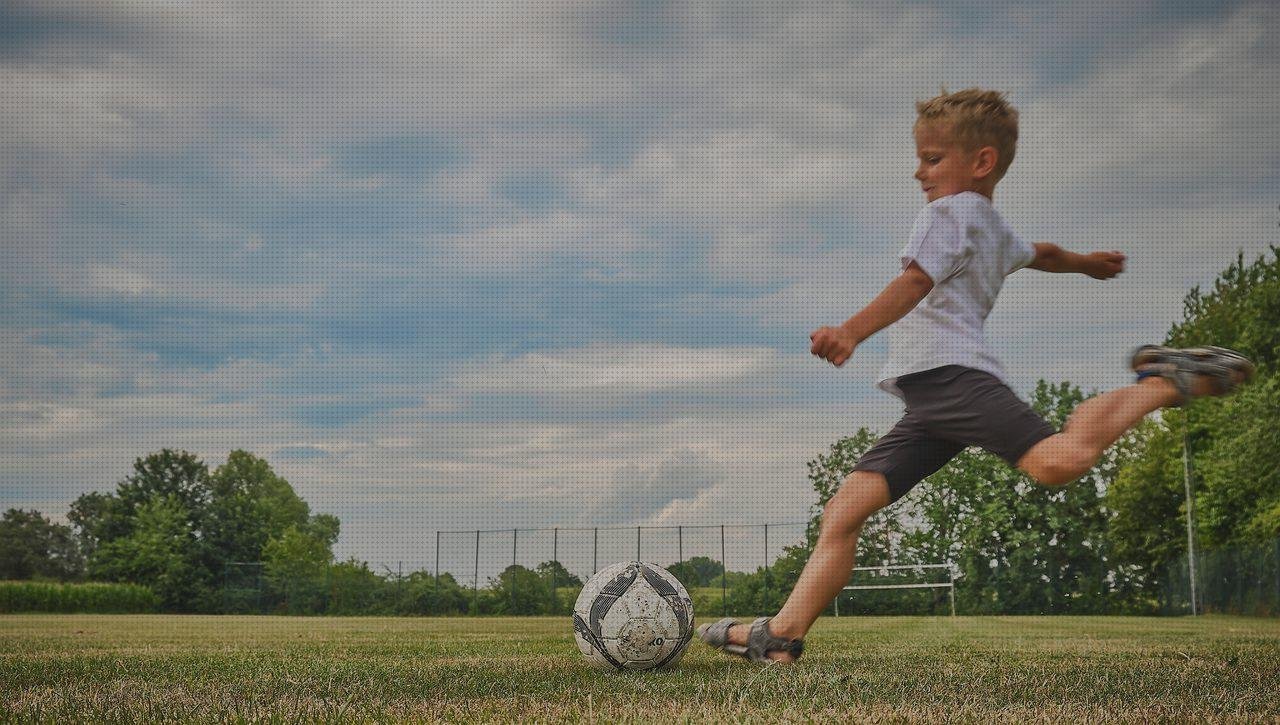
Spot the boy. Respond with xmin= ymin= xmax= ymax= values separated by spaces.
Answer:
xmin=698 ymin=88 xmax=1254 ymax=663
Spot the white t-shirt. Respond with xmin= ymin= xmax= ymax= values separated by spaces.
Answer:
xmin=877 ymin=191 xmax=1037 ymax=399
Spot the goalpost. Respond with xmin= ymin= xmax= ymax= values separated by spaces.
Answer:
xmin=835 ymin=563 xmax=956 ymax=617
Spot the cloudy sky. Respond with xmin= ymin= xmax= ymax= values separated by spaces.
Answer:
xmin=3 ymin=1 xmax=1277 ymax=580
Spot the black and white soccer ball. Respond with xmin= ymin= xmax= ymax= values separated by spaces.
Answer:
xmin=572 ymin=561 xmax=694 ymax=671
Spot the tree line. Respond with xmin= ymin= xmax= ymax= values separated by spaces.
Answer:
xmin=3 ymin=248 xmax=1277 ymax=615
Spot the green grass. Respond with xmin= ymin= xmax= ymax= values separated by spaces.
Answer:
xmin=2 ymin=615 xmax=1278 ymax=722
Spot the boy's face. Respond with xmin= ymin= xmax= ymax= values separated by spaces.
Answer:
xmin=913 ymin=122 xmax=983 ymax=203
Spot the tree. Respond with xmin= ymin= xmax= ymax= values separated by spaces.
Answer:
xmin=262 ymin=517 xmax=339 ymax=614
xmin=90 ymin=496 xmax=211 ymax=610
xmin=72 ymin=451 xmax=215 ymax=610
xmin=69 ymin=451 xmax=210 ymax=569
xmin=666 ymin=556 xmax=724 ymax=588
xmin=206 ymin=450 xmax=311 ymax=565
xmin=67 ymin=492 xmax=127 ymax=562
xmin=67 ymin=449 xmax=336 ymax=613
xmin=0 ymin=509 xmax=84 ymax=581
xmin=534 ymin=559 xmax=582 ymax=588
xmin=327 ymin=558 xmax=388 ymax=615
xmin=114 ymin=449 xmax=211 ymax=531
xmin=1108 ymin=248 xmax=1280 ymax=599
xmin=1105 ymin=418 xmax=1191 ymax=611
xmin=478 ymin=565 xmax=556 ymax=615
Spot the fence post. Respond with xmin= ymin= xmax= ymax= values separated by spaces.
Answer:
xmin=473 ymin=529 xmax=480 ymax=612
xmin=721 ymin=524 xmax=727 ymax=616
xmin=1182 ymin=423 xmax=1199 ymax=615
xmin=763 ymin=523 xmax=770 ymax=605
xmin=434 ymin=531 xmax=440 ymax=616
xmin=511 ymin=529 xmax=518 ymax=614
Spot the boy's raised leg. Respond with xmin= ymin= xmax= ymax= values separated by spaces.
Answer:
xmin=713 ymin=471 xmax=890 ymax=662
xmin=1018 ymin=377 xmax=1181 ymax=486
xmin=1020 ymin=346 xmax=1253 ymax=486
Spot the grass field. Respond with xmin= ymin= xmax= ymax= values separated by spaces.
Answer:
xmin=3 ymin=614 xmax=1279 ymax=722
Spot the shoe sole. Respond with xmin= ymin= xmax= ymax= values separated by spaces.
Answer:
xmin=1131 ymin=345 xmax=1256 ymax=381
xmin=1131 ymin=345 xmax=1256 ymax=404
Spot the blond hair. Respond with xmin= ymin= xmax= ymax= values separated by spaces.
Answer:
xmin=915 ymin=88 xmax=1019 ymax=180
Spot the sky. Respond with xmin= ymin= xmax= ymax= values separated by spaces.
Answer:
xmin=2 ymin=0 xmax=1278 ymax=581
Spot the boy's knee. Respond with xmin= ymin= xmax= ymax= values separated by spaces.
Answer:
xmin=820 ymin=472 xmax=890 ymax=536
xmin=1019 ymin=442 xmax=1095 ymax=487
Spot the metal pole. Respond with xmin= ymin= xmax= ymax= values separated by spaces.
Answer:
xmin=636 ymin=526 xmax=641 ymax=561
xmin=551 ymin=528 xmax=558 ymax=609
xmin=473 ymin=530 xmax=480 ymax=611
xmin=511 ymin=529 xmax=518 ymax=613
xmin=763 ymin=524 xmax=770 ymax=587
xmin=593 ymin=527 xmax=598 ymax=573
xmin=720 ymin=524 xmax=727 ymax=616
xmin=434 ymin=531 xmax=440 ymax=616
xmin=513 ymin=528 xmax=518 ymax=567
xmin=677 ymin=526 xmax=683 ymax=563
xmin=1183 ymin=421 xmax=1199 ymax=616
xmin=1274 ymin=539 xmax=1279 ymax=612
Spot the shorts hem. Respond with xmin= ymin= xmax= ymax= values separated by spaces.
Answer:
xmin=996 ymin=426 xmax=1056 ymax=466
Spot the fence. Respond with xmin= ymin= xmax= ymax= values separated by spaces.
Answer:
xmin=435 ymin=522 xmax=811 ymax=616
xmin=1163 ymin=539 xmax=1280 ymax=616
xmin=219 ymin=530 xmax=1280 ymax=618
xmin=220 ymin=521 xmax=812 ymax=616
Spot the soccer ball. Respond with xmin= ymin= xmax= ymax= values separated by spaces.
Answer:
xmin=572 ymin=561 xmax=694 ymax=671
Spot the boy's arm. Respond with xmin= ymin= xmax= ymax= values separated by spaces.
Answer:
xmin=810 ymin=262 xmax=934 ymax=366
xmin=1028 ymin=243 xmax=1126 ymax=279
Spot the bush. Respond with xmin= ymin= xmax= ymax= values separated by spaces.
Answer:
xmin=0 ymin=581 xmax=159 ymax=613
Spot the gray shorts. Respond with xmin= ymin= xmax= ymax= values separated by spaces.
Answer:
xmin=853 ymin=365 xmax=1056 ymax=503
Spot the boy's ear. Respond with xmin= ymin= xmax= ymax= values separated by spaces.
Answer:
xmin=971 ymin=146 xmax=998 ymax=180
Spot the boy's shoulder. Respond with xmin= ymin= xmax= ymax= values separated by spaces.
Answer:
xmin=915 ymin=192 xmax=1004 ymax=231
xmin=905 ymin=191 xmax=1030 ymax=272
xmin=924 ymin=191 xmax=994 ymax=214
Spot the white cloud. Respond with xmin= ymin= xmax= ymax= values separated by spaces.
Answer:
xmin=451 ymin=343 xmax=779 ymax=397
xmin=427 ymin=211 xmax=656 ymax=278
xmin=89 ymin=265 xmax=159 ymax=295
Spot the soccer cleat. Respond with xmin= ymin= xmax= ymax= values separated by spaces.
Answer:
xmin=1129 ymin=345 xmax=1255 ymax=406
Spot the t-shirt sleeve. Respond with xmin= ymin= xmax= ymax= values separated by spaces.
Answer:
xmin=898 ymin=203 xmax=971 ymax=284
xmin=1008 ymin=232 xmax=1038 ymax=273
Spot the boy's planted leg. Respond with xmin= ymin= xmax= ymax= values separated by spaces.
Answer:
xmin=705 ymin=471 xmax=890 ymax=663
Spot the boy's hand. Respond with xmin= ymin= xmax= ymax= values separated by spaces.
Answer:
xmin=1084 ymin=251 xmax=1126 ymax=280
xmin=810 ymin=326 xmax=858 ymax=366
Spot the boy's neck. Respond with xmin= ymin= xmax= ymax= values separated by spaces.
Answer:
xmin=970 ymin=182 xmax=996 ymax=201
